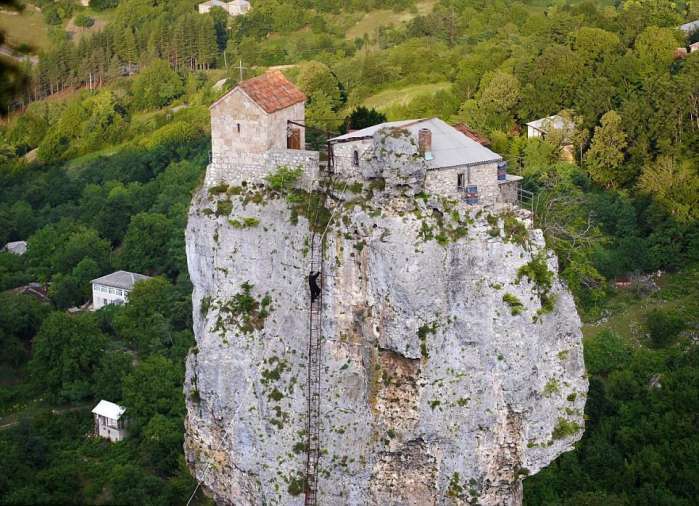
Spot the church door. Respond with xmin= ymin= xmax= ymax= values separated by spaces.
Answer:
xmin=287 ymin=128 xmax=301 ymax=150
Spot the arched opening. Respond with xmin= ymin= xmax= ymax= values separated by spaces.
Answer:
xmin=352 ymin=149 xmax=359 ymax=167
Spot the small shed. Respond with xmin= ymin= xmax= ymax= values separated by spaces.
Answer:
xmin=526 ymin=115 xmax=575 ymax=140
xmin=92 ymin=400 xmax=127 ymax=442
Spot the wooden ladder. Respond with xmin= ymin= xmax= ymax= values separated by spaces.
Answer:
xmin=304 ymin=232 xmax=323 ymax=506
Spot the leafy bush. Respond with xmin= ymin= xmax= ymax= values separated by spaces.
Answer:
xmin=143 ymin=121 xmax=200 ymax=150
xmin=73 ymin=14 xmax=95 ymax=28
xmin=583 ymin=330 xmax=630 ymax=375
xmin=131 ymin=59 xmax=184 ymax=110
xmin=265 ymin=166 xmax=303 ymax=192
xmin=552 ymin=417 xmax=581 ymax=440
xmin=646 ymin=308 xmax=686 ymax=348
xmin=503 ymin=293 xmax=524 ymax=315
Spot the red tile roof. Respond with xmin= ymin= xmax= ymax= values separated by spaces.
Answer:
xmin=452 ymin=122 xmax=490 ymax=146
xmin=236 ymin=70 xmax=306 ymax=114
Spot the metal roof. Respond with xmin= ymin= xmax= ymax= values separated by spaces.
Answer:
xmin=92 ymin=400 xmax=126 ymax=420
xmin=91 ymin=271 xmax=152 ymax=290
xmin=2 ymin=241 xmax=27 ymax=255
xmin=680 ymin=20 xmax=699 ymax=33
xmin=526 ymin=114 xmax=574 ymax=131
xmin=329 ymin=118 xmax=503 ymax=169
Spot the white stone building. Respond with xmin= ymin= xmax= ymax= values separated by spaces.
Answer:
xmin=206 ymin=70 xmax=318 ymax=187
xmin=92 ymin=400 xmax=127 ymax=442
xmin=1 ymin=241 xmax=27 ymax=255
xmin=198 ymin=0 xmax=251 ymax=16
xmin=329 ymin=118 xmax=522 ymax=207
xmin=91 ymin=271 xmax=151 ymax=310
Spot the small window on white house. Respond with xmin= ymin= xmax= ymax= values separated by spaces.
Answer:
xmin=352 ymin=150 xmax=359 ymax=167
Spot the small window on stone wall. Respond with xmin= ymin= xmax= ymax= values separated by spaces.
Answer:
xmin=237 ymin=123 xmax=241 ymax=133
xmin=352 ymin=150 xmax=359 ymax=167
xmin=457 ymin=173 xmax=465 ymax=189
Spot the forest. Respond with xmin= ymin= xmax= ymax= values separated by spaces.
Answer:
xmin=0 ymin=0 xmax=697 ymax=504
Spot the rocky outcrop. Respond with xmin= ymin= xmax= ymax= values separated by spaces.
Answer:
xmin=184 ymin=130 xmax=588 ymax=505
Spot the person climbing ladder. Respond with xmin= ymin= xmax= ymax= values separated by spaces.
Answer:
xmin=308 ymin=271 xmax=321 ymax=302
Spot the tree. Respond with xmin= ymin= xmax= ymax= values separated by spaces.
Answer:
xmin=119 ymin=212 xmax=176 ymax=274
xmin=141 ymin=414 xmax=184 ymax=473
xmin=49 ymin=257 xmax=101 ymax=309
xmin=74 ymin=14 xmax=95 ymax=28
xmin=634 ymin=26 xmax=680 ymax=74
xmin=93 ymin=351 xmax=133 ymax=402
xmin=646 ymin=308 xmax=685 ymax=348
xmin=586 ymin=111 xmax=629 ymax=188
xmin=637 ymin=156 xmax=699 ymax=223
xmin=113 ymin=276 xmax=174 ymax=353
xmin=296 ymin=61 xmax=341 ymax=108
xmin=131 ymin=59 xmax=184 ymax=110
xmin=122 ymin=355 xmax=184 ymax=431
xmin=305 ymin=91 xmax=342 ymax=135
xmin=90 ymin=0 xmax=119 ymax=11
xmin=0 ymin=293 xmax=50 ymax=367
xmin=344 ymin=106 xmax=386 ymax=132
xmin=478 ymin=70 xmax=520 ymax=114
xmin=29 ymin=312 xmax=107 ymax=401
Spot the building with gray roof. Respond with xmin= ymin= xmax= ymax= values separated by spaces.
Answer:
xmin=2 ymin=241 xmax=27 ymax=255
xmin=329 ymin=117 xmax=521 ymax=207
xmin=680 ymin=19 xmax=699 ymax=34
xmin=91 ymin=271 xmax=152 ymax=310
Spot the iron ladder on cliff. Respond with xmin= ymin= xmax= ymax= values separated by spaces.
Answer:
xmin=304 ymin=231 xmax=323 ymax=505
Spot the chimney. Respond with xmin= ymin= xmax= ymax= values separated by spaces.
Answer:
xmin=418 ymin=128 xmax=432 ymax=159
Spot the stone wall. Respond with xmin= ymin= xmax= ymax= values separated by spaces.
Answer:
xmin=333 ymin=138 xmax=504 ymax=207
xmin=497 ymin=177 xmax=522 ymax=205
xmin=206 ymin=149 xmax=320 ymax=188
xmin=211 ymin=89 xmax=305 ymax=158
xmin=332 ymin=139 xmax=372 ymax=183
xmin=425 ymin=162 xmax=500 ymax=206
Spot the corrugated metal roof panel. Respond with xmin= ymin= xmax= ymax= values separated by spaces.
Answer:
xmin=330 ymin=118 xmax=503 ymax=169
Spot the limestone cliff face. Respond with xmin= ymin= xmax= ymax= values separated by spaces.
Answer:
xmin=184 ymin=132 xmax=588 ymax=505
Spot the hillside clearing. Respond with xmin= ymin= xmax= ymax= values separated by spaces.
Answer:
xmin=345 ymin=0 xmax=437 ymax=40
xmin=361 ymin=81 xmax=451 ymax=113
xmin=0 ymin=6 xmax=49 ymax=51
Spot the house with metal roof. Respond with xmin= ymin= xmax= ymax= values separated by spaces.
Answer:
xmin=2 ymin=240 xmax=27 ymax=255
xmin=92 ymin=400 xmax=127 ymax=442
xmin=679 ymin=19 xmax=699 ymax=34
xmin=329 ymin=118 xmax=522 ymax=206
xmin=526 ymin=115 xmax=575 ymax=140
xmin=91 ymin=270 xmax=152 ymax=310
xmin=198 ymin=0 xmax=250 ymax=16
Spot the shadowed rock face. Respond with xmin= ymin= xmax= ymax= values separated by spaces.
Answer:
xmin=184 ymin=131 xmax=587 ymax=505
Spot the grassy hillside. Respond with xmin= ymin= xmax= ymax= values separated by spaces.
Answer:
xmin=361 ymin=81 xmax=452 ymax=117
xmin=345 ymin=0 xmax=437 ymax=40
xmin=0 ymin=5 xmax=49 ymax=51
